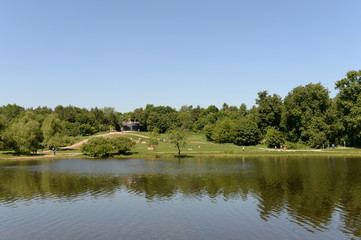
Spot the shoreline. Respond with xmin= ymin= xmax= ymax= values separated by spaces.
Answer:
xmin=1 ymin=150 xmax=361 ymax=161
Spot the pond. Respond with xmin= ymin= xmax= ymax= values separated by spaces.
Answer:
xmin=0 ymin=157 xmax=360 ymax=240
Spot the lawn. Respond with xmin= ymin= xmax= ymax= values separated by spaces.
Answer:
xmin=1 ymin=131 xmax=361 ymax=160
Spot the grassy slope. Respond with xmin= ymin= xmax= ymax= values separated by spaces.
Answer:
xmin=1 ymin=132 xmax=361 ymax=160
xmin=118 ymin=132 xmax=361 ymax=158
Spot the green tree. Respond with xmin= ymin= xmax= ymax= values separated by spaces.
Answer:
xmin=233 ymin=118 xmax=261 ymax=146
xmin=264 ymin=127 xmax=285 ymax=148
xmin=254 ymin=91 xmax=283 ymax=134
xmin=168 ymin=128 xmax=188 ymax=158
xmin=178 ymin=112 xmax=193 ymax=130
xmin=335 ymin=70 xmax=361 ymax=146
xmin=239 ymin=104 xmax=248 ymax=117
xmin=209 ymin=118 xmax=261 ymax=146
xmin=282 ymin=83 xmax=331 ymax=144
xmin=5 ymin=112 xmax=43 ymax=153
xmin=206 ymin=105 xmax=219 ymax=114
xmin=203 ymin=123 xmax=215 ymax=141
xmin=103 ymin=107 xmax=121 ymax=131
xmin=0 ymin=104 xmax=25 ymax=121
xmin=54 ymin=105 xmax=83 ymax=123
xmin=75 ymin=113 xmax=93 ymax=125
xmin=32 ymin=106 xmax=53 ymax=115
xmin=79 ymin=123 xmax=96 ymax=136
xmin=147 ymin=111 xmax=178 ymax=133
xmin=41 ymin=113 xmax=67 ymax=147
xmin=193 ymin=113 xmax=217 ymax=132
xmin=211 ymin=119 xmax=236 ymax=143
xmin=0 ymin=115 xmax=7 ymax=149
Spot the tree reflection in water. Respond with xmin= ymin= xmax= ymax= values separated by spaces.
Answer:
xmin=0 ymin=157 xmax=360 ymax=237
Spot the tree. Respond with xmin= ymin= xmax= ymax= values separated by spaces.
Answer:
xmin=203 ymin=123 xmax=215 ymax=141
xmin=233 ymin=118 xmax=261 ymax=146
xmin=5 ymin=112 xmax=43 ymax=153
xmin=211 ymin=119 xmax=236 ymax=143
xmin=221 ymin=103 xmax=229 ymax=111
xmin=282 ymin=83 xmax=331 ymax=144
xmin=54 ymin=105 xmax=83 ymax=123
xmin=239 ymin=104 xmax=248 ymax=117
xmin=168 ymin=128 xmax=188 ymax=158
xmin=0 ymin=115 xmax=7 ymax=149
xmin=206 ymin=105 xmax=219 ymax=114
xmin=41 ymin=113 xmax=67 ymax=147
xmin=78 ymin=124 xmax=96 ymax=136
xmin=254 ymin=91 xmax=283 ymax=134
xmin=264 ymin=128 xmax=285 ymax=148
xmin=147 ymin=111 xmax=179 ymax=133
xmin=335 ymin=70 xmax=361 ymax=146
xmin=103 ymin=107 xmax=121 ymax=131
xmin=0 ymin=104 xmax=24 ymax=121
xmin=178 ymin=112 xmax=193 ymax=130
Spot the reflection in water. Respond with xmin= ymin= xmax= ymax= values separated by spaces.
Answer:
xmin=0 ymin=157 xmax=361 ymax=239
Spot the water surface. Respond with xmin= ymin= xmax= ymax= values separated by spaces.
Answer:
xmin=0 ymin=157 xmax=360 ymax=239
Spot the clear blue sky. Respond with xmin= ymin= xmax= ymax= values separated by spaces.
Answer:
xmin=1 ymin=0 xmax=360 ymax=112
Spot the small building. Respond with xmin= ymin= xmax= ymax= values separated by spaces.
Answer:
xmin=122 ymin=119 xmax=141 ymax=131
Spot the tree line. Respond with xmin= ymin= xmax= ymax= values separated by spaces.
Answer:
xmin=124 ymin=70 xmax=361 ymax=148
xmin=0 ymin=106 xmax=121 ymax=153
xmin=0 ymin=70 xmax=360 ymax=153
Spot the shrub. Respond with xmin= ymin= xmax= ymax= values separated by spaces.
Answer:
xmin=81 ymin=136 xmax=135 ymax=158
xmin=233 ymin=119 xmax=261 ymax=146
xmin=285 ymin=141 xmax=308 ymax=149
xmin=264 ymin=128 xmax=285 ymax=148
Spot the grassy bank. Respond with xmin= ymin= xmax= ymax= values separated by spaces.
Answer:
xmin=1 ymin=132 xmax=361 ymax=160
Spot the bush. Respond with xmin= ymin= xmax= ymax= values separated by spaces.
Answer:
xmin=208 ymin=118 xmax=261 ymax=146
xmin=233 ymin=119 xmax=261 ymax=146
xmin=264 ymin=128 xmax=285 ymax=148
xmin=81 ymin=136 xmax=135 ymax=158
xmin=285 ymin=141 xmax=308 ymax=149
xmin=211 ymin=119 xmax=235 ymax=144
xmin=79 ymin=124 xmax=97 ymax=136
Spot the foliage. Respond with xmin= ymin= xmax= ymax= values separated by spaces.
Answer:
xmin=335 ymin=70 xmax=361 ymax=146
xmin=282 ymin=83 xmax=330 ymax=143
xmin=203 ymin=123 xmax=215 ymax=141
xmin=255 ymin=91 xmax=283 ymax=135
xmin=81 ymin=136 xmax=135 ymax=158
xmin=42 ymin=113 xmax=65 ymax=147
xmin=299 ymin=117 xmax=329 ymax=148
xmin=285 ymin=141 xmax=308 ymax=150
xmin=0 ymin=115 xmax=7 ymax=149
xmin=168 ymin=128 xmax=188 ymax=157
xmin=207 ymin=118 xmax=261 ymax=146
xmin=78 ymin=123 xmax=97 ymax=136
xmin=0 ymin=104 xmax=25 ymax=121
xmin=4 ymin=112 xmax=43 ymax=153
xmin=232 ymin=118 xmax=261 ymax=146
xmin=1 ymin=69 xmax=361 ymax=151
xmin=211 ymin=119 xmax=236 ymax=144
xmin=264 ymin=128 xmax=285 ymax=148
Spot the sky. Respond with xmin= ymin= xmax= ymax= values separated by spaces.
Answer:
xmin=1 ymin=0 xmax=360 ymax=113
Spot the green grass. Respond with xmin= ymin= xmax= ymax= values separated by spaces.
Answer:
xmin=1 ymin=132 xmax=361 ymax=160
xmin=125 ymin=133 xmax=361 ymax=158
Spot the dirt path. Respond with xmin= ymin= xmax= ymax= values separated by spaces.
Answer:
xmin=61 ymin=132 xmax=150 ymax=150
xmin=257 ymin=147 xmax=335 ymax=152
